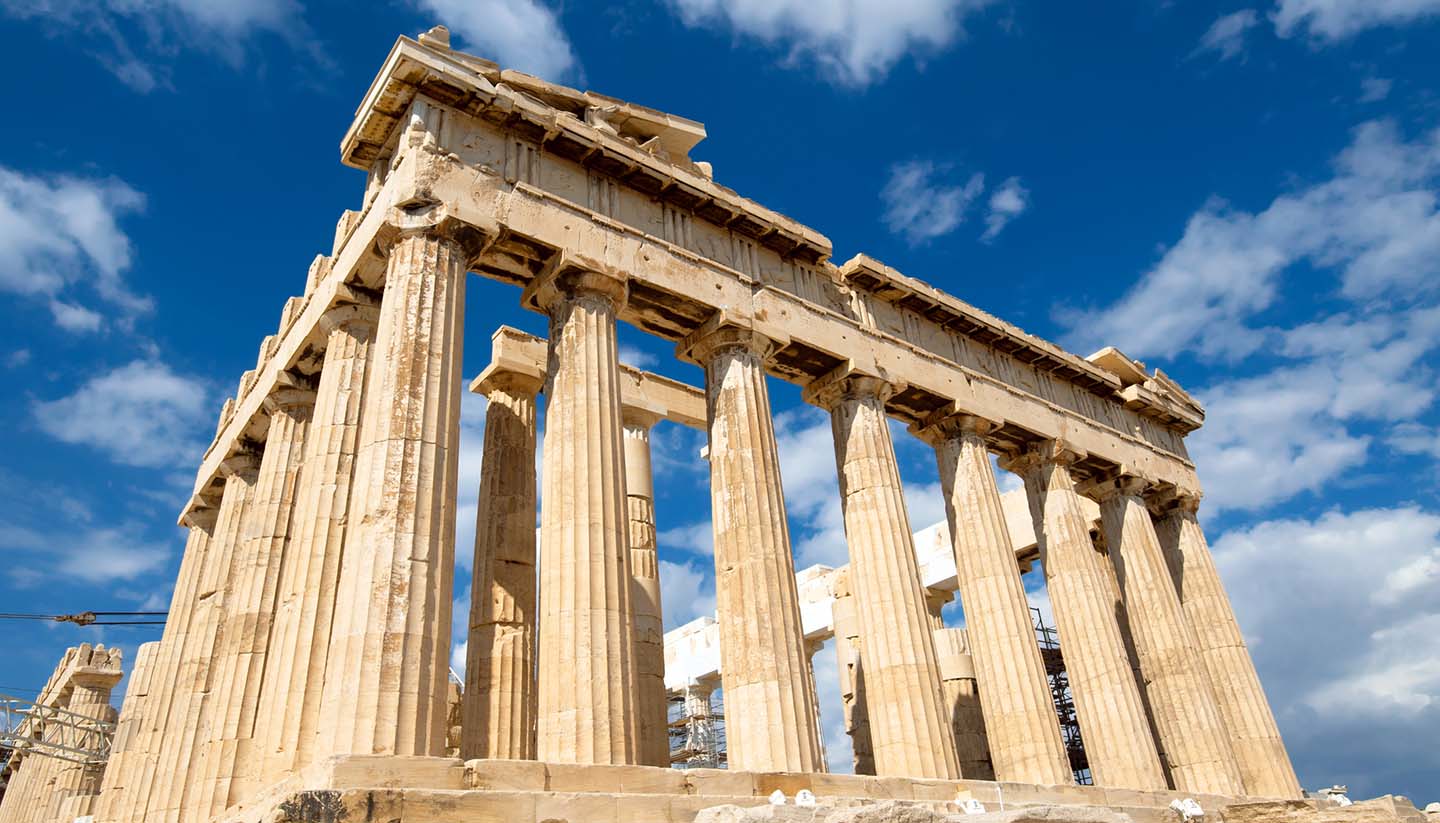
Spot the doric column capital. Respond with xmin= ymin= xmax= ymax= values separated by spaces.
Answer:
xmin=263 ymin=386 xmax=317 ymax=417
xmin=1087 ymin=472 xmax=1153 ymax=503
xmin=621 ymin=404 xmax=665 ymax=431
xmin=912 ymin=407 xmax=1002 ymax=447
xmin=676 ymin=312 xmax=786 ymax=366
xmin=997 ymin=438 xmax=1087 ymax=478
xmin=521 ymin=252 xmax=628 ymax=315
xmin=379 ymin=203 xmax=492 ymax=263
xmin=1147 ymin=489 xmax=1203 ymax=518
xmin=180 ymin=500 xmax=220 ymax=532
xmin=472 ymin=367 xmax=544 ymax=400
xmin=319 ymin=300 xmax=381 ymax=339
xmin=218 ymin=451 xmax=262 ymax=480
xmin=801 ymin=362 xmax=901 ymax=411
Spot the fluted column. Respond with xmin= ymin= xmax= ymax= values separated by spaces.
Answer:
xmin=1095 ymin=476 xmax=1245 ymax=796
xmin=680 ymin=322 xmax=825 ymax=773
xmin=920 ymin=413 xmax=1073 ymax=786
xmin=830 ymin=571 xmax=875 ymax=776
xmin=95 ymin=640 xmax=158 ymax=822
xmin=103 ymin=505 xmax=215 ymax=823
xmin=461 ymin=366 xmax=542 ymax=760
xmin=251 ymin=302 xmax=379 ymax=782
xmin=1005 ymin=443 xmax=1165 ymax=791
xmin=623 ymin=407 xmax=671 ymax=767
xmin=51 ymin=655 xmax=124 ymax=820
xmin=933 ymin=628 xmax=994 ymax=781
xmin=147 ymin=454 xmax=259 ymax=823
xmin=321 ymin=219 xmax=470 ymax=758
xmin=196 ymin=386 xmax=313 ymax=816
xmin=1154 ymin=496 xmax=1300 ymax=798
xmin=804 ymin=369 xmax=959 ymax=779
xmin=528 ymin=264 xmax=640 ymax=764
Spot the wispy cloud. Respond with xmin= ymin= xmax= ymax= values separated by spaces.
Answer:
xmin=1272 ymin=0 xmax=1440 ymax=41
xmin=880 ymin=160 xmax=985 ymax=245
xmin=0 ymin=166 xmax=147 ymax=333
xmin=1359 ymin=75 xmax=1393 ymax=103
xmin=33 ymin=359 xmax=213 ymax=470
xmin=981 ymin=176 xmax=1030 ymax=242
xmin=1192 ymin=9 xmax=1260 ymax=61
xmin=414 ymin=0 xmax=579 ymax=81
xmin=665 ymin=0 xmax=998 ymax=88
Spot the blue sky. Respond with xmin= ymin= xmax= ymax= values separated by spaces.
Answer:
xmin=2 ymin=0 xmax=1438 ymax=804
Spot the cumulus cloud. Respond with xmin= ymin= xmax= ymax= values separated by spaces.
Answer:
xmin=0 ymin=520 xmax=170 ymax=584
xmin=1193 ymin=9 xmax=1261 ymax=61
xmin=881 ymin=160 xmax=985 ymax=246
xmin=0 ymin=166 xmax=147 ymax=332
xmin=658 ymin=558 xmax=716 ymax=629
xmin=0 ymin=0 xmax=316 ymax=92
xmin=1060 ymin=120 xmax=1440 ymax=362
xmin=33 ymin=360 xmax=213 ymax=469
xmin=981 ymin=176 xmax=1030 ymax=242
xmin=415 ymin=0 xmax=578 ymax=81
xmin=1272 ymin=0 xmax=1440 ymax=41
xmin=665 ymin=0 xmax=997 ymax=88
xmin=1212 ymin=506 xmax=1440 ymax=795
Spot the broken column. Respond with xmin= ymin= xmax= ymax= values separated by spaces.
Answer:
xmin=527 ymin=262 xmax=640 ymax=764
xmin=623 ymin=404 xmax=672 ymax=767
xmin=681 ymin=320 xmax=825 ymax=773
xmin=805 ymin=368 xmax=959 ymax=780
xmin=1154 ymin=494 xmax=1302 ymax=798
xmin=830 ymin=570 xmax=875 ymax=776
xmin=1006 ymin=442 xmax=1166 ymax=791
xmin=462 ymin=346 xmax=543 ymax=761
xmin=1095 ymin=475 xmax=1245 ymax=796
xmin=921 ymin=413 xmax=1073 ymax=786
xmin=933 ymin=627 xmax=995 ymax=781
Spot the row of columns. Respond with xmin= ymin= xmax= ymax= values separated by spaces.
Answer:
xmin=96 ymin=219 xmax=1298 ymax=823
xmin=458 ymin=288 xmax=1300 ymax=799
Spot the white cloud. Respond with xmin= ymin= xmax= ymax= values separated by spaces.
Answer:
xmin=1358 ymin=75 xmax=1393 ymax=103
xmin=658 ymin=558 xmax=716 ymax=629
xmin=658 ymin=519 xmax=714 ymax=558
xmin=1060 ymin=120 xmax=1440 ymax=361
xmin=1389 ymin=422 xmax=1440 ymax=459
xmin=666 ymin=0 xmax=996 ymax=88
xmin=981 ymin=176 xmax=1030 ymax=242
xmin=1193 ymin=9 xmax=1260 ymax=61
xmin=1188 ymin=307 xmax=1440 ymax=512
xmin=452 ymin=391 xmax=490 ymax=570
xmin=0 ymin=521 xmax=170 ymax=583
xmin=32 ymin=360 xmax=212 ymax=469
xmin=1211 ymin=506 xmax=1440 ymax=794
xmin=1272 ymin=0 xmax=1440 ymax=40
xmin=617 ymin=343 xmax=659 ymax=370
xmin=6 ymin=349 xmax=31 ymax=368
xmin=881 ymin=160 xmax=985 ymax=246
xmin=415 ymin=0 xmax=578 ymax=81
xmin=0 ymin=0 xmax=314 ymax=92
xmin=0 ymin=166 xmax=147 ymax=331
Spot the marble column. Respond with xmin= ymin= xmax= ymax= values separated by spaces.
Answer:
xmin=198 ymin=386 xmax=313 ymax=817
xmin=253 ymin=302 xmax=379 ymax=781
xmin=105 ymin=505 xmax=215 ymax=823
xmin=933 ymin=627 xmax=995 ymax=781
xmin=461 ymin=366 xmax=542 ymax=760
xmin=322 ymin=221 xmax=469 ymax=759
xmin=922 ymin=414 xmax=1074 ymax=786
xmin=804 ymin=369 xmax=959 ymax=779
xmin=623 ymin=407 xmax=671 ymax=767
xmin=51 ymin=654 xmax=124 ymax=819
xmin=1005 ymin=443 xmax=1165 ymax=791
xmin=529 ymin=265 xmax=640 ymax=764
xmin=681 ymin=678 xmax=718 ymax=759
xmin=830 ymin=572 xmax=875 ymax=776
xmin=1096 ymin=477 xmax=1245 ymax=796
xmin=95 ymin=640 xmax=159 ymax=823
xmin=680 ymin=323 xmax=824 ymax=773
xmin=148 ymin=453 xmax=260 ymax=823
xmin=1154 ymin=495 xmax=1301 ymax=798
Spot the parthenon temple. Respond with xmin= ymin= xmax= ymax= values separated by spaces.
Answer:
xmin=6 ymin=25 xmax=1410 ymax=823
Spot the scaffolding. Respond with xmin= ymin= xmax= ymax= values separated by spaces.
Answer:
xmin=1032 ymin=607 xmax=1091 ymax=785
xmin=0 ymin=693 xmax=115 ymax=767
xmin=667 ymin=685 xmax=726 ymax=769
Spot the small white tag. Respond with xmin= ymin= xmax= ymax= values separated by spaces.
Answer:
xmin=769 ymin=790 xmax=787 ymax=805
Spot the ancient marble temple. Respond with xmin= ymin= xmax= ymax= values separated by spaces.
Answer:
xmin=2 ymin=25 xmax=1316 ymax=823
